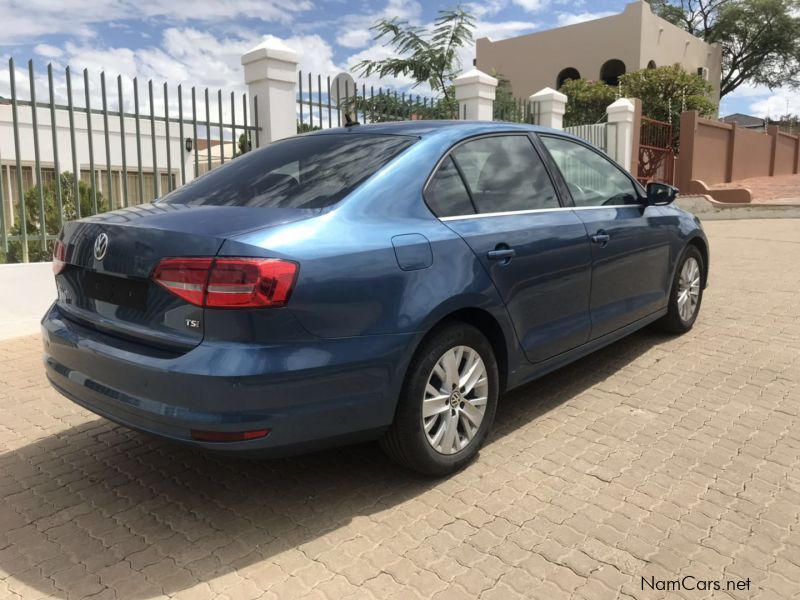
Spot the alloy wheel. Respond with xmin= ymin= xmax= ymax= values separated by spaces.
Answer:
xmin=422 ymin=345 xmax=488 ymax=455
xmin=677 ymin=256 xmax=701 ymax=322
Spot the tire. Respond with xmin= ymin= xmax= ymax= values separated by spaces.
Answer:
xmin=381 ymin=322 xmax=499 ymax=476
xmin=659 ymin=245 xmax=705 ymax=334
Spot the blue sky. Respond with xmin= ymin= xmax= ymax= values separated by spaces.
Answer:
xmin=0 ymin=0 xmax=794 ymax=118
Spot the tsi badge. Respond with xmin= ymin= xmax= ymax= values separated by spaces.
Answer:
xmin=185 ymin=318 xmax=201 ymax=329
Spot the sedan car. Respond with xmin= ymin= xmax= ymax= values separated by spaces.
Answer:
xmin=42 ymin=121 xmax=708 ymax=475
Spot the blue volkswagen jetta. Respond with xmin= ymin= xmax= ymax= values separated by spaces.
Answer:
xmin=42 ymin=121 xmax=708 ymax=475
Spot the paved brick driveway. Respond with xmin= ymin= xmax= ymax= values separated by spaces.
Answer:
xmin=1 ymin=219 xmax=799 ymax=600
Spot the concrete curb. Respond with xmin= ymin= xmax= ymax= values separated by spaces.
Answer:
xmin=677 ymin=195 xmax=800 ymax=220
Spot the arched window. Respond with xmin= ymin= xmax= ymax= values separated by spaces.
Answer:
xmin=556 ymin=67 xmax=581 ymax=89
xmin=647 ymin=60 xmax=657 ymax=69
xmin=600 ymin=59 xmax=626 ymax=86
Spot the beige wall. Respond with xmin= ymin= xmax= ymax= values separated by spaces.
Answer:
xmin=773 ymin=130 xmax=799 ymax=176
xmin=733 ymin=128 xmax=772 ymax=180
xmin=676 ymin=112 xmax=800 ymax=192
xmin=476 ymin=0 xmax=720 ymax=103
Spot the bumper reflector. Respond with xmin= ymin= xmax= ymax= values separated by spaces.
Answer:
xmin=190 ymin=429 xmax=271 ymax=442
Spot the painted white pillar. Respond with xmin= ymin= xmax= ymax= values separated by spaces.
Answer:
xmin=529 ymin=87 xmax=567 ymax=130
xmin=606 ymin=97 xmax=636 ymax=172
xmin=453 ymin=69 xmax=497 ymax=121
xmin=241 ymin=38 xmax=298 ymax=146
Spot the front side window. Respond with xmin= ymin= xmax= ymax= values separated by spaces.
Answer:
xmin=161 ymin=134 xmax=415 ymax=209
xmin=541 ymin=136 xmax=639 ymax=207
xmin=451 ymin=135 xmax=559 ymax=213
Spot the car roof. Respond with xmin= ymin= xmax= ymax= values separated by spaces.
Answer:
xmin=309 ymin=120 xmax=561 ymax=139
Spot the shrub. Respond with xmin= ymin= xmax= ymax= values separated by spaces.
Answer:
xmin=4 ymin=172 xmax=106 ymax=263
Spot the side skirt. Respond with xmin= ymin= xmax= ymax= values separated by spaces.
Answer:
xmin=506 ymin=308 xmax=668 ymax=391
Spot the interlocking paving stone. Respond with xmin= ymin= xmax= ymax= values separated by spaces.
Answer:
xmin=1 ymin=219 xmax=799 ymax=599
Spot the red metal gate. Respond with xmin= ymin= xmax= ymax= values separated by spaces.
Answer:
xmin=637 ymin=116 xmax=675 ymax=185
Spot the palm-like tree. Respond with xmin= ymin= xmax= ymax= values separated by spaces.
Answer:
xmin=351 ymin=8 xmax=475 ymax=119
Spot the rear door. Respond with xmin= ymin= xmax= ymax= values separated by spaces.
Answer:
xmin=539 ymin=135 xmax=672 ymax=338
xmin=428 ymin=134 xmax=593 ymax=363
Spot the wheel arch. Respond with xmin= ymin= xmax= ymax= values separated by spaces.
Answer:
xmin=686 ymin=235 xmax=710 ymax=287
xmin=414 ymin=307 xmax=512 ymax=394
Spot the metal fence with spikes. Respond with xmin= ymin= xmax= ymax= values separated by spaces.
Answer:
xmin=295 ymin=71 xmax=454 ymax=132
xmin=0 ymin=58 xmax=259 ymax=262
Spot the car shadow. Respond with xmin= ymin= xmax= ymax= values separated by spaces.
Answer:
xmin=0 ymin=327 xmax=672 ymax=598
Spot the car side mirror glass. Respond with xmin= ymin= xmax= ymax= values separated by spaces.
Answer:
xmin=646 ymin=182 xmax=678 ymax=205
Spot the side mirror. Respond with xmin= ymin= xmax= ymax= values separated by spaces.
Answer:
xmin=646 ymin=182 xmax=678 ymax=205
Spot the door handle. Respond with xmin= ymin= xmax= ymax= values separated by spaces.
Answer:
xmin=487 ymin=247 xmax=516 ymax=261
xmin=591 ymin=231 xmax=610 ymax=246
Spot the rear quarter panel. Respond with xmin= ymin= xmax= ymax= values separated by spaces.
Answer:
xmin=225 ymin=130 xmax=525 ymax=367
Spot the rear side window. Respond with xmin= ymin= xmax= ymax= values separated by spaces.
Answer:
xmin=451 ymin=135 xmax=559 ymax=213
xmin=160 ymin=134 xmax=415 ymax=209
xmin=425 ymin=156 xmax=475 ymax=218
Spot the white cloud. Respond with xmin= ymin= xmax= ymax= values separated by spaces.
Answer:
xmin=731 ymin=85 xmax=770 ymax=98
xmin=556 ymin=11 xmax=616 ymax=27
xmin=512 ymin=0 xmax=547 ymax=13
xmin=330 ymin=0 xmax=422 ymax=51
xmin=0 ymin=28 xmax=340 ymax=127
xmin=466 ymin=0 xmax=507 ymax=19
xmin=338 ymin=29 xmax=373 ymax=49
xmin=749 ymin=90 xmax=800 ymax=119
xmin=33 ymin=44 xmax=63 ymax=58
xmin=0 ymin=0 xmax=312 ymax=44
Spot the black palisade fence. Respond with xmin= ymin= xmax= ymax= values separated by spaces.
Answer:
xmin=0 ymin=58 xmax=259 ymax=263
xmin=296 ymin=70 xmax=457 ymax=132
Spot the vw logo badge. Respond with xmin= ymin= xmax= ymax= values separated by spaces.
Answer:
xmin=93 ymin=233 xmax=109 ymax=261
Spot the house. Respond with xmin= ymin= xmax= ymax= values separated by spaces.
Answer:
xmin=720 ymin=113 xmax=767 ymax=131
xmin=0 ymin=97 xmax=195 ymax=228
xmin=475 ymin=0 xmax=722 ymax=102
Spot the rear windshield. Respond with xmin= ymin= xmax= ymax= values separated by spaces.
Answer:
xmin=160 ymin=133 xmax=415 ymax=209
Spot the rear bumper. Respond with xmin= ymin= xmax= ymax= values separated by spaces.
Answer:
xmin=42 ymin=304 xmax=417 ymax=455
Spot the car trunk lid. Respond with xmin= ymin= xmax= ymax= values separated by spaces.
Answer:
xmin=55 ymin=203 xmax=316 ymax=351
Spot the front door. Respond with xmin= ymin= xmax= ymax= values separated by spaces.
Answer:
xmin=539 ymin=135 xmax=671 ymax=339
xmin=427 ymin=134 xmax=593 ymax=363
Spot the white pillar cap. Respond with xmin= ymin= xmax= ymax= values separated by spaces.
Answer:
xmin=453 ymin=68 xmax=498 ymax=87
xmin=241 ymin=37 xmax=298 ymax=66
xmin=529 ymin=87 xmax=567 ymax=103
xmin=606 ymin=97 xmax=636 ymax=115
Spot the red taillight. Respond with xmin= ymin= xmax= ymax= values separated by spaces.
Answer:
xmin=152 ymin=257 xmax=298 ymax=308
xmin=190 ymin=429 xmax=270 ymax=442
xmin=53 ymin=240 xmax=66 ymax=275
xmin=152 ymin=258 xmax=213 ymax=306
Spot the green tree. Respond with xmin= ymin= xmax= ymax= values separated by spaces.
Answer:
xmin=558 ymin=66 xmax=716 ymax=145
xmin=648 ymin=0 xmax=800 ymax=97
xmin=769 ymin=113 xmax=800 ymax=133
xmin=297 ymin=122 xmax=322 ymax=133
xmin=237 ymin=132 xmax=252 ymax=155
xmin=4 ymin=172 xmax=106 ymax=263
xmin=619 ymin=64 xmax=717 ymax=145
xmin=353 ymin=7 xmax=475 ymax=119
xmin=559 ymin=79 xmax=617 ymax=126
